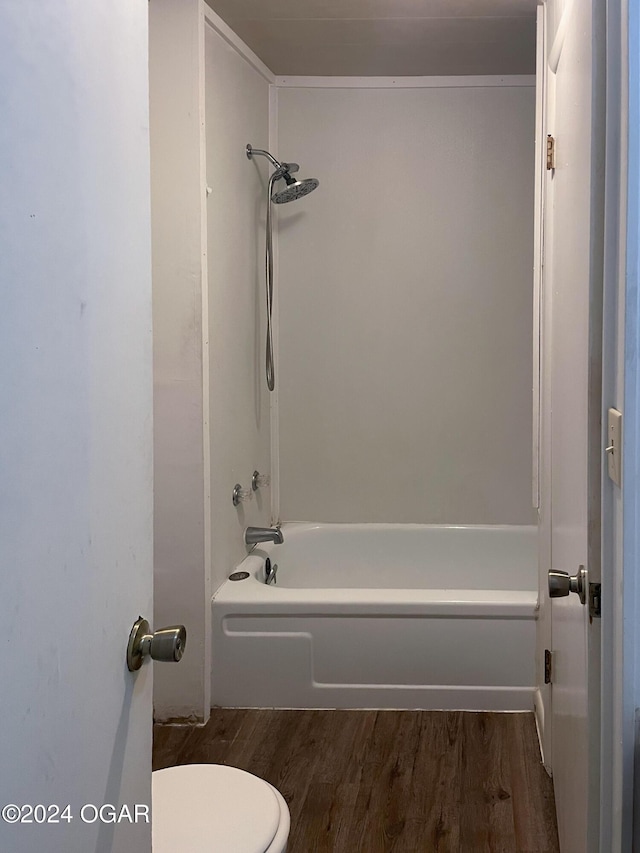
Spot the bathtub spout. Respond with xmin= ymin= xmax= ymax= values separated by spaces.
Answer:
xmin=244 ymin=526 xmax=284 ymax=546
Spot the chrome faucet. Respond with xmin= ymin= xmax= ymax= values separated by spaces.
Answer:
xmin=244 ymin=526 xmax=284 ymax=546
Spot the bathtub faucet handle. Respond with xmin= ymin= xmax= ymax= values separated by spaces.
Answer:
xmin=232 ymin=484 xmax=253 ymax=507
xmin=252 ymin=470 xmax=271 ymax=491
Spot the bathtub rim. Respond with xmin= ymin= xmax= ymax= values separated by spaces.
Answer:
xmin=213 ymin=554 xmax=538 ymax=618
xmin=214 ymin=521 xmax=539 ymax=617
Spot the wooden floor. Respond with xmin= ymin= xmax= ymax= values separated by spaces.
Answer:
xmin=154 ymin=710 xmax=559 ymax=853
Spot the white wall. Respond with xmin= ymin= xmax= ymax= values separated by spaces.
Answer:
xmin=623 ymin=0 xmax=640 ymax=842
xmin=150 ymin=0 xmax=210 ymax=721
xmin=151 ymin=4 xmax=274 ymax=718
xmin=204 ymin=19 xmax=273 ymax=593
xmin=0 ymin=3 xmax=153 ymax=851
xmin=277 ymin=82 xmax=536 ymax=524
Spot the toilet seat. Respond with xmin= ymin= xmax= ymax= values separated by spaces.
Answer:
xmin=153 ymin=764 xmax=289 ymax=853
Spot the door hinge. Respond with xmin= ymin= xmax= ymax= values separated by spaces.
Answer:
xmin=544 ymin=649 xmax=552 ymax=684
xmin=546 ymin=135 xmax=555 ymax=170
xmin=589 ymin=582 xmax=602 ymax=620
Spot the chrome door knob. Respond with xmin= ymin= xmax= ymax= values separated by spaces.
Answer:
xmin=127 ymin=617 xmax=187 ymax=671
xmin=548 ymin=566 xmax=587 ymax=605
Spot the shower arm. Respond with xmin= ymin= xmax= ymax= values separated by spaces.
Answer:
xmin=246 ymin=144 xmax=298 ymax=176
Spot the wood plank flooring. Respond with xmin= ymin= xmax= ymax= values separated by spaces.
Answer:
xmin=153 ymin=710 xmax=559 ymax=853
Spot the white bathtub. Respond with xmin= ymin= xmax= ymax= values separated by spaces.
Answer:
xmin=212 ymin=523 xmax=538 ymax=711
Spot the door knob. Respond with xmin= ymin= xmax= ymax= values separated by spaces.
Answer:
xmin=548 ymin=566 xmax=587 ymax=605
xmin=127 ymin=617 xmax=187 ymax=672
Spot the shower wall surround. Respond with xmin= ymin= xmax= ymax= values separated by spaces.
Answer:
xmin=151 ymin=1 xmax=537 ymax=719
xmin=277 ymin=83 xmax=536 ymax=524
xmin=150 ymin=2 xmax=272 ymax=720
xmin=150 ymin=0 xmax=210 ymax=721
xmin=204 ymin=26 xmax=272 ymax=590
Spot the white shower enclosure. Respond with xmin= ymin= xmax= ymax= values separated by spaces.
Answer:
xmin=197 ymin=10 xmax=538 ymax=714
xmin=151 ymin=1 xmax=538 ymax=716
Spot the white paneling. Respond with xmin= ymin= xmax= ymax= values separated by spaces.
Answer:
xmin=205 ymin=22 xmax=273 ymax=594
xmin=0 ymin=3 xmax=153 ymax=851
xmin=150 ymin=0 xmax=210 ymax=721
xmin=277 ymin=84 xmax=536 ymax=525
xmin=269 ymin=83 xmax=282 ymax=523
xmin=532 ymin=9 xmax=545 ymax=511
xmin=151 ymin=2 xmax=273 ymax=720
xmin=200 ymin=2 xmax=212 ymax=720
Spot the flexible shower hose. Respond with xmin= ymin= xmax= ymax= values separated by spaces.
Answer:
xmin=264 ymin=172 xmax=277 ymax=392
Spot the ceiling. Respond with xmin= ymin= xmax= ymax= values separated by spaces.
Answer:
xmin=205 ymin=0 xmax=538 ymax=77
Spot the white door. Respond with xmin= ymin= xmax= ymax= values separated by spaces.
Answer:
xmin=0 ymin=4 xmax=154 ymax=853
xmin=543 ymin=1 xmax=604 ymax=851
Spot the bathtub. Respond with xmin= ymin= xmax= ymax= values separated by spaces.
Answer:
xmin=211 ymin=523 xmax=538 ymax=711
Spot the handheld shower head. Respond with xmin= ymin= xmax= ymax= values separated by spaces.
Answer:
xmin=246 ymin=144 xmax=319 ymax=204
xmin=246 ymin=142 xmax=320 ymax=392
xmin=271 ymin=173 xmax=320 ymax=204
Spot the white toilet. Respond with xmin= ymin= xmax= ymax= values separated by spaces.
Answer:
xmin=152 ymin=764 xmax=290 ymax=853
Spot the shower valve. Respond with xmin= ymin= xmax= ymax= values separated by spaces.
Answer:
xmin=232 ymin=484 xmax=253 ymax=506
xmin=252 ymin=470 xmax=271 ymax=491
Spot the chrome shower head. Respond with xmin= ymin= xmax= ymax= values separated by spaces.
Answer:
xmin=247 ymin=142 xmax=320 ymax=393
xmin=246 ymin=144 xmax=319 ymax=204
xmin=271 ymin=173 xmax=320 ymax=204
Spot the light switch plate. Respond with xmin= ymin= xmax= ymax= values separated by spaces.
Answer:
xmin=607 ymin=408 xmax=622 ymax=486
